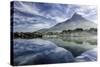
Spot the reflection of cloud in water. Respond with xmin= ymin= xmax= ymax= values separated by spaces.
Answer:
xmin=13 ymin=39 xmax=97 ymax=66
xmin=75 ymin=48 xmax=97 ymax=62
xmin=13 ymin=39 xmax=74 ymax=66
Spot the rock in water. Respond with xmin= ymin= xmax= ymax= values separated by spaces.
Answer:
xmin=75 ymin=48 xmax=97 ymax=62
xmin=13 ymin=39 xmax=74 ymax=66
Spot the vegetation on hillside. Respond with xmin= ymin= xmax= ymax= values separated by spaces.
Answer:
xmin=13 ymin=28 xmax=97 ymax=39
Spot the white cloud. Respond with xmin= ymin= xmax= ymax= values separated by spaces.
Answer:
xmin=76 ymin=5 xmax=97 ymax=23
xmin=13 ymin=1 xmax=97 ymax=32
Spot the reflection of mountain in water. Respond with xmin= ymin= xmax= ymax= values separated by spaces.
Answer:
xmin=44 ymin=37 xmax=96 ymax=57
xmin=13 ymin=38 xmax=97 ymax=66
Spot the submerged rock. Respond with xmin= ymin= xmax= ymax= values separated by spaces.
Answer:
xmin=13 ymin=39 xmax=74 ymax=66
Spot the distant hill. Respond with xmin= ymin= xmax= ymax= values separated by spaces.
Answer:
xmin=38 ymin=13 xmax=97 ymax=32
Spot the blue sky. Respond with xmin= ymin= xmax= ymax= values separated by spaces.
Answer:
xmin=12 ymin=1 xmax=97 ymax=32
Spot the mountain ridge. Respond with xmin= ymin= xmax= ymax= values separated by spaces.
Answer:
xmin=37 ymin=13 xmax=97 ymax=32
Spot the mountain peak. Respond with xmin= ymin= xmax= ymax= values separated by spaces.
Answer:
xmin=66 ymin=13 xmax=87 ymax=22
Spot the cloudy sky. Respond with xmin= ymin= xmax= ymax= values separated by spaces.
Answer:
xmin=12 ymin=1 xmax=97 ymax=32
